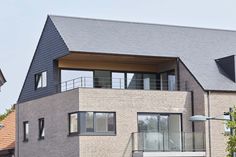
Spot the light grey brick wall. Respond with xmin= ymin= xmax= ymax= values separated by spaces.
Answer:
xmin=78 ymin=88 xmax=192 ymax=157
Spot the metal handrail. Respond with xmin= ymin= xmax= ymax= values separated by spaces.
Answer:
xmin=56 ymin=76 xmax=188 ymax=92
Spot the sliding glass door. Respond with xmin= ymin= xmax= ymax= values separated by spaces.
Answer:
xmin=138 ymin=113 xmax=181 ymax=151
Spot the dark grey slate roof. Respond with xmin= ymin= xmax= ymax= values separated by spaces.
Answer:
xmin=49 ymin=15 xmax=236 ymax=91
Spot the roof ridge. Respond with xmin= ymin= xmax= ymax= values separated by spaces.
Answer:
xmin=49 ymin=14 xmax=236 ymax=33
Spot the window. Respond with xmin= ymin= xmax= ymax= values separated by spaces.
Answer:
xmin=35 ymin=71 xmax=47 ymax=89
xmin=69 ymin=112 xmax=116 ymax=135
xmin=23 ymin=121 xmax=29 ymax=142
xmin=69 ymin=113 xmax=78 ymax=134
xmin=38 ymin=118 xmax=45 ymax=140
xmin=138 ymin=113 xmax=182 ymax=151
xmin=224 ymin=113 xmax=231 ymax=135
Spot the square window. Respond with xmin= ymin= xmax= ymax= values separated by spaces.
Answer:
xmin=35 ymin=71 xmax=47 ymax=89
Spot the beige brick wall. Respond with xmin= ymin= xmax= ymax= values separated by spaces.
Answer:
xmin=207 ymin=92 xmax=236 ymax=157
xmin=78 ymin=88 xmax=192 ymax=157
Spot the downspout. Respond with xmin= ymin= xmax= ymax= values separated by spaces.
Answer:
xmin=16 ymin=103 xmax=20 ymax=157
xmin=207 ymin=91 xmax=212 ymax=157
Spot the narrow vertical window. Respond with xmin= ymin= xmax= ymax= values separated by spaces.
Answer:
xmin=23 ymin=121 xmax=29 ymax=142
xmin=38 ymin=118 xmax=45 ymax=140
xmin=35 ymin=71 xmax=47 ymax=89
xmin=69 ymin=113 xmax=78 ymax=134
xmin=224 ymin=114 xmax=231 ymax=135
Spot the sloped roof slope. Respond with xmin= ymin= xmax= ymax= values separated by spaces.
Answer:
xmin=0 ymin=110 xmax=15 ymax=150
xmin=49 ymin=15 xmax=236 ymax=91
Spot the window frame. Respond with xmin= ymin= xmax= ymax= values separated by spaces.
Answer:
xmin=35 ymin=71 xmax=47 ymax=90
xmin=68 ymin=112 xmax=79 ymax=135
xmin=23 ymin=121 xmax=29 ymax=142
xmin=224 ymin=112 xmax=231 ymax=135
xmin=137 ymin=112 xmax=183 ymax=133
xmin=38 ymin=118 xmax=45 ymax=140
xmin=68 ymin=111 xmax=116 ymax=136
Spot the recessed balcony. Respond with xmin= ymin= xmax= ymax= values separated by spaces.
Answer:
xmin=56 ymin=52 xmax=187 ymax=92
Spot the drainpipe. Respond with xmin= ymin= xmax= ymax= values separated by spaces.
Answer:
xmin=207 ymin=91 xmax=212 ymax=157
xmin=16 ymin=103 xmax=19 ymax=157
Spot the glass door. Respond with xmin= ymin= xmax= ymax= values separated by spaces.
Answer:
xmin=138 ymin=113 xmax=181 ymax=152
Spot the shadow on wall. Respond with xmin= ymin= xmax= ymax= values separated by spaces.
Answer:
xmin=122 ymin=134 xmax=132 ymax=157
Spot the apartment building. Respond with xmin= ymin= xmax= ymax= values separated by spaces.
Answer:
xmin=16 ymin=15 xmax=236 ymax=157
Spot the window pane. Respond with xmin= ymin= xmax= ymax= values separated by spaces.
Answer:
xmin=35 ymin=71 xmax=47 ymax=89
xmin=224 ymin=114 xmax=231 ymax=134
xmin=95 ymin=113 xmax=108 ymax=132
xmin=42 ymin=72 xmax=47 ymax=87
xmin=94 ymin=70 xmax=111 ymax=88
xmin=138 ymin=114 xmax=158 ymax=132
xmin=143 ymin=74 xmax=157 ymax=90
xmin=108 ymin=113 xmax=115 ymax=132
xmin=39 ymin=118 xmax=45 ymax=138
xmin=70 ymin=113 xmax=78 ymax=133
xmin=36 ymin=74 xmax=42 ymax=88
xmin=127 ymin=73 xmax=142 ymax=89
xmin=86 ymin=112 xmax=94 ymax=132
xmin=24 ymin=122 xmax=29 ymax=141
xmin=168 ymin=75 xmax=176 ymax=91
xmin=112 ymin=72 xmax=125 ymax=89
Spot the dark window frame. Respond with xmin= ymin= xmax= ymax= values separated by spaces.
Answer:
xmin=35 ymin=71 xmax=47 ymax=90
xmin=68 ymin=111 xmax=116 ymax=136
xmin=23 ymin=121 xmax=29 ymax=142
xmin=137 ymin=112 xmax=183 ymax=133
xmin=38 ymin=118 xmax=45 ymax=140
xmin=68 ymin=112 xmax=79 ymax=135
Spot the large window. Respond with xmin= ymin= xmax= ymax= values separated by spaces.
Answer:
xmin=35 ymin=71 xmax=47 ymax=89
xmin=69 ymin=112 xmax=116 ymax=135
xmin=38 ymin=118 xmax=45 ymax=140
xmin=23 ymin=121 xmax=29 ymax=142
xmin=138 ymin=113 xmax=182 ymax=151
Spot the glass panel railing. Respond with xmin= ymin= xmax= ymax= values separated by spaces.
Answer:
xmin=132 ymin=132 xmax=205 ymax=152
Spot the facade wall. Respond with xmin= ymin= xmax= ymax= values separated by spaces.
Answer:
xmin=78 ymin=88 xmax=192 ymax=157
xmin=18 ymin=17 xmax=69 ymax=103
xmin=178 ymin=61 xmax=208 ymax=155
xmin=207 ymin=92 xmax=236 ymax=157
xmin=16 ymin=90 xmax=80 ymax=157
xmin=16 ymin=88 xmax=192 ymax=157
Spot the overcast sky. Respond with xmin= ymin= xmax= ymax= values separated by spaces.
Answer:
xmin=1 ymin=0 xmax=236 ymax=113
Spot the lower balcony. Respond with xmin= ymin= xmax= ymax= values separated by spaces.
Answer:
xmin=132 ymin=132 xmax=206 ymax=157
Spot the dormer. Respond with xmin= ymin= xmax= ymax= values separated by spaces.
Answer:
xmin=215 ymin=55 xmax=236 ymax=82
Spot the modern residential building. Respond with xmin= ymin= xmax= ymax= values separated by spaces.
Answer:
xmin=0 ymin=69 xmax=6 ymax=91
xmin=15 ymin=15 xmax=236 ymax=157
xmin=0 ymin=109 xmax=15 ymax=157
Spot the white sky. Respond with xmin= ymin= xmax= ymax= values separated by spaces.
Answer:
xmin=1 ymin=0 xmax=236 ymax=113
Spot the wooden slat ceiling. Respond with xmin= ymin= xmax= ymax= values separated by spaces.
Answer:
xmin=60 ymin=52 xmax=176 ymax=65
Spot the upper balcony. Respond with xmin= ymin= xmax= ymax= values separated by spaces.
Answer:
xmin=56 ymin=52 xmax=186 ymax=92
